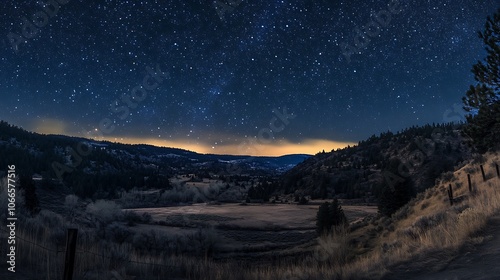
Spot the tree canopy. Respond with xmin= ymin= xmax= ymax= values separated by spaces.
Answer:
xmin=462 ymin=9 xmax=500 ymax=152
xmin=316 ymin=199 xmax=348 ymax=234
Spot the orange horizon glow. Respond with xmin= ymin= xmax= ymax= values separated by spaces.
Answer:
xmin=32 ymin=118 xmax=68 ymax=135
xmin=28 ymin=119 xmax=356 ymax=156
xmin=93 ymin=136 xmax=357 ymax=156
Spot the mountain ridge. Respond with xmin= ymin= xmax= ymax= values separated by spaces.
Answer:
xmin=0 ymin=120 xmax=310 ymax=198
xmin=280 ymin=122 xmax=473 ymax=202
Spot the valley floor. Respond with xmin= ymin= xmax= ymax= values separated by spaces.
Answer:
xmin=128 ymin=203 xmax=378 ymax=260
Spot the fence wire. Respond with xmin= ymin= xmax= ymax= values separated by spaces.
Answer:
xmin=0 ymin=227 xmax=177 ymax=270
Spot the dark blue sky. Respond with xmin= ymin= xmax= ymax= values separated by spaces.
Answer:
xmin=1 ymin=0 xmax=499 ymax=155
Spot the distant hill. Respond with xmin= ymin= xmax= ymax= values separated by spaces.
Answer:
xmin=281 ymin=123 xmax=473 ymax=202
xmin=0 ymin=120 xmax=310 ymax=198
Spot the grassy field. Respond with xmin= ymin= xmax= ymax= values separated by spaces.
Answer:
xmin=128 ymin=203 xmax=377 ymax=260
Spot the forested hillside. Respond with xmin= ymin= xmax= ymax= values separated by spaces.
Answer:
xmin=281 ymin=123 xmax=473 ymax=204
xmin=0 ymin=121 xmax=307 ymax=199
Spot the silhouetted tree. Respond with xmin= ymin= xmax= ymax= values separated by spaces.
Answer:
xmin=463 ymin=9 xmax=500 ymax=152
xmin=316 ymin=199 xmax=348 ymax=234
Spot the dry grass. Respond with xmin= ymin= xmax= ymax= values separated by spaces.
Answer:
xmin=332 ymin=151 xmax=500 ymax=279
xmin=2 ymin=152 xmax=500 ymax=279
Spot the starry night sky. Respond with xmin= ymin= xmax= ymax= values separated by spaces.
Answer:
xmin=1 ymin=0 xmax=499 ymax=156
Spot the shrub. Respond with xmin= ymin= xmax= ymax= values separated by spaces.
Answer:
xmin=187 ymin=227 xmax=220 ymax=257
xmin=349 ymin=220 xmax=368 ymax=232
xmin=472 ymin=154 xmax=487 ymax=164
xmin=413 ymin=213 xmax=446 ymax=231
xmin=441 ymin=171 xmax=454 ymax=182
xmin=132 ymin=230 xmax=159 ymax=252
xmin=65 ymin=194 xmax=79 ymax=218
xmin=420 ymin=201 xmax=430 ymax=210
xmin=123 ymin=210 xmax=152 ymax=226
xmin=65 ymin=194 xmax=79 ymax=208
xmin=86 ymin=200 xmax=122 ymax=223
xmin=298 ymin=196 xmax=308 ymax=205
xmin=107 ymin=223 xmax=133 ymax=244
xmin=123 ymin=210 xmax=141 ymax=226
xmin=392 ymin=203 xmax=412 ymax=221
xmin=38 ymin=210 xmax=64 ymax=229
xmin=141 ymin=212 xmax=152 ymax=224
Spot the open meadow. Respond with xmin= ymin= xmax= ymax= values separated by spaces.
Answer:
xmin=128 ymin=203 xmax=378 ymax=260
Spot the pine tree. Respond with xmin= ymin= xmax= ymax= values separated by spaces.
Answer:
xmin=462 ymin=9 xmax=500 ymax=152
xmin=316 ymin=199 xmax=348 ymax=234
xmin=378 ymin=177 xmax=414 ymax=217
xmin=328 ymin=198 xmax=347 ymax=228
xmin=316 ymin=202 xmax=330 ymax=234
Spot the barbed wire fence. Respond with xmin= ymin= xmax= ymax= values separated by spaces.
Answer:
xmin=0 ymin=226 xmax=181 ymax=280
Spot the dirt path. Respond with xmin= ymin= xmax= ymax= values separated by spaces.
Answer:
xmin=384 ymin=215 xmax=500 ymax=280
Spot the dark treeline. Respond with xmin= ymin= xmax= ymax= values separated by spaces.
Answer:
xmin=281 ymin=122 xmax=466 ymax=201
xmin=0 ymin=121 xmax=281 ymax=199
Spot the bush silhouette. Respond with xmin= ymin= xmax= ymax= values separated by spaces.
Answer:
xmin=316 ymin=199 xmax=348 ymax=234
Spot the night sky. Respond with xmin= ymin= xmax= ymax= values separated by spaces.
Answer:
xmin=1 ymin=0 xmax=499 ymax=156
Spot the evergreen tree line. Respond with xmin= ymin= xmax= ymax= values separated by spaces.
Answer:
xmin=462 ymin=8 xmax=500 ymax=153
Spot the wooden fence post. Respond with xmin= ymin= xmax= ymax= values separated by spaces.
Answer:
xmin=63 ymin=229 xmax=78 ymax=280
xmin=448 ymin=184 xmax=454 ymax=206
xmin=480 ymin=165 xmax=486 ymax=182
xmin=468 ymin=174 xmax=472 ymax=193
